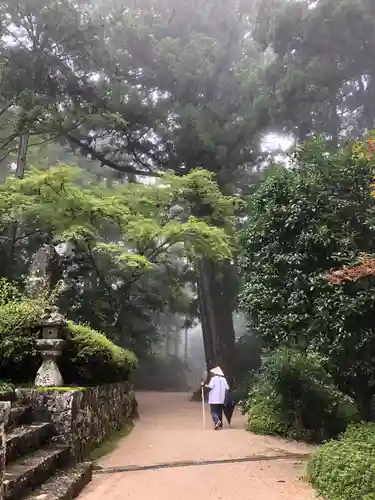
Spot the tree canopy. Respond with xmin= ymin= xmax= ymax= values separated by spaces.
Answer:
xmin=253 ymin=0 xmax=375 ymax=141
xmin=3 ymin=0 xmax=375 ymax=385
xmin=0 ymin=165 xmax=238 ymax=355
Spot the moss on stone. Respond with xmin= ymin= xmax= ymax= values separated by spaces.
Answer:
xmin=33 ymin=386 xmax=87 ymax=392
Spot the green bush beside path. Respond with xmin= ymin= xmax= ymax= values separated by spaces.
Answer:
xmin=308 ymin=423 xmax=375 ymax=500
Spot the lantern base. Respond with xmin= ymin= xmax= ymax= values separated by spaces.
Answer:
xmin=35 ymin=359 xmax=64 ymax=387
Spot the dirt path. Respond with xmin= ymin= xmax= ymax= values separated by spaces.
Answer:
xmin=78 ymin=392 xmax=316 ymax=500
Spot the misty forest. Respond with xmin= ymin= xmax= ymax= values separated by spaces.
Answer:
xmin=2 ymin=1 xmax=375 ymax=497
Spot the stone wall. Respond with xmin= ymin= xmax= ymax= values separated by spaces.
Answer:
xmin=20 ymin=383 xmax=137 ymax=460
xmin=0 ymin=402 xmax=10 ymax=500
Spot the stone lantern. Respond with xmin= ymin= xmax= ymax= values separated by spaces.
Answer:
xmin=34 ymin=307 xmax=66 ymax=387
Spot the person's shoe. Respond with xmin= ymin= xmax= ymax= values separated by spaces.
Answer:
xmin=214 ymin=421 xmax=222 ymax=430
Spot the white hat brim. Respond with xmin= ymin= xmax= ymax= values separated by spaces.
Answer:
xmin=210 ymin=366 xmax=224 ymax=377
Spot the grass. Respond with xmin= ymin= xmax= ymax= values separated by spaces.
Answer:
xmin=88 ymin=420 xmax=134 ymax=462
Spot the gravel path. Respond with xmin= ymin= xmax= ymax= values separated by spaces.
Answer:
xmin=78 ymin=392 xmax=316 ymax=500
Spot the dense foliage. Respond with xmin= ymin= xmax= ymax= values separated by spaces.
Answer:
xmin=61 ymin=322 xmax=137 ymax=385
xmin=308 ymin=423 xmax=375 ymax=500
xmin=240 ymin=138 xmax=375 ymax=418
xmin=0 ymin=279 xmax=49 ymax=381
xmin=245 ymin=348 xmax=359 ymax=442
xmin=0 ymin=166 xmax=237 ymax=360
xmin=0 ymin=280 xmax=137 ymax=385
xmin=0 ymin=166 xmax=237 ymax=265
xmin=254 ymin=0 xmax=375 ymax=141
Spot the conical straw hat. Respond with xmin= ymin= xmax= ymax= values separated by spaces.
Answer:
xmin=210 ymin=366 xmax=224 ymax=377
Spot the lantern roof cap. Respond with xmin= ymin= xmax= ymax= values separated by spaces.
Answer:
xmin=39 ymin=306 xmax=67 ymax=328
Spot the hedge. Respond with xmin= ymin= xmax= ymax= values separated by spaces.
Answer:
xmin=61 ymin=322 xmax=137 ymax=385
xmin=308 ymin=423 xmax=375 ymax=500
xmin=246 ymin=348 xmax=359 ymax=442
xmin=0 ymin=296 xmax=137 ymax=385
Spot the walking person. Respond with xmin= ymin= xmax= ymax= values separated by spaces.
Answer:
xmin=204 ymin=366 xmax=229 ymax=430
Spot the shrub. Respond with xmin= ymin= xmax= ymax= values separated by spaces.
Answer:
xmin=0 ymin=296 xmax=47 ymax=382
xmin=0 ymin=285 xmax=137 ymax=385
xmin=247 ymin=387 xmax=285 ymax=435
xmin=234 ymin=370 xmax=258 ymax=412
xmin=246 ymin=348 xmax=359 ymax=441
xmin=60 ymin=322 xmax=137 ymax=385
xmin=0 ymin=380 xmax=15 ymax=398
xmin=308 ymin=423 xmax=375 ymax=500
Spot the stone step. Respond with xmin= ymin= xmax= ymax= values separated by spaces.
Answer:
xmin=6 ymin=423 xmax=55 ymax=463
xmin=4 ymin=445 xmax=70 ymax=500
xmin=23 ymin=462 xmax=93 ymax=500
xmin=6 ymin=406 xmax=31 ymax=430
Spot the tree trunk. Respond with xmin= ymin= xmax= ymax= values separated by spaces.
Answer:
xmin=165 ymin=333 xmax=170 ymax=357
xmin=16 ymin=133 xmax=29 ymax=178
xmin=174 ymin=328 xmax=179 ymax=357
xmin=184 ymin=326 xmax=188 ymax=364
xmin=26 ymin=244 xmax=56 ymax=298
xmin=196 ymin=258 xmax=237 ymax=385
xmin=366 ymin=75 xmax=375 ymax=131
xmin=1 ymin=134 xmax=30 ymax=279
xmin=328 ymin=93 xmax=340 ymax=147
